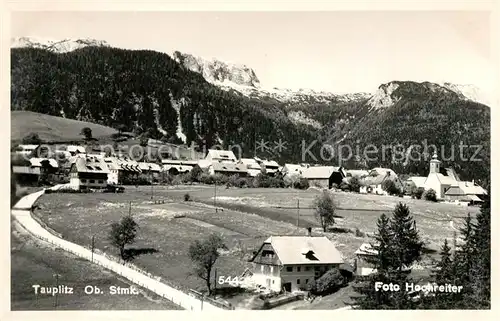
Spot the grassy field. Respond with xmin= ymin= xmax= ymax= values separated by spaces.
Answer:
xmin=11 ymin=111 xmax=118 ymax=142
xmin=32 ymin=185 xmax=479 ymax=303
xmin=34 ymin=187 xmax=309 ymax=297
xmin=11 ymin=220 xmax=181 ymax=310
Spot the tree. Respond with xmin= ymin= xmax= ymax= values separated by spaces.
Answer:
xmin=348 ymin=176 xmax=361 ymax=193
xmin=382 ymin=180 xmax=401 ymax=195
xmin=313 ymin=190 xmax=337 ymax=232
xmin=188 ymin=233 xmax=227 ymax=295
xmin=38 ymin=159 xmax=52 ymax=185
xmin=412 ymin=187 xmax=425 ymax=199
xmin=22 ymin=132 xmax=42 ymax=145
xmin=190 ymin=165 xmax=203 ymax=182
xmin=116 ymin=124 xmax=128 ymax=135
xmin=434 ymin=239 xmax=453 ymax=284
xmin=307 ymin=268 xmax=346 ymax=295
xmin=423 ymin=188 xmax=437 ymax=202
xmin=389 ymin=203 xmax=424 ymax=272
xmin=80 ymin=127 xmax=93 ymax=140
xmin=109 ymin=214 xmax=138 ymax=260
xmin=139 ymin=135 xmax=149 ymax=147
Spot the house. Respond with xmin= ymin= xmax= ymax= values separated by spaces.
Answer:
xmin=255 ymin=158 xmax=280 ymax=176
xmin=103 ymin=157 xmax=121 ymax=185
xmin=208 ymin=161 xmax=248 ymax=177
xmin=238 ymin=158 xmax=263 ymax=177
xmin=69 ymin=156 xmax=110 ymax=190
xmin=29 ymin=158 xmax=59 ymax=172
xmin=162 ymin=159 xmax=197 ymax=175
xmin=444 ymin=181 xmax=487 ymax=204
xmin=205 ymin=149 xmax=237 ymax=163
xmin=249 ymin=234 xmax=344 ymax=292
xmin=360 ymin=168 xmax=401 ymax=195
xmin=302 ymin=166 xmax=346 ymax=189
xmin=66 ymin=145 xmax=87 ymax=156
xmin=354 ymin=243 xmax=378 ymax=276
xmin=14 ymin=144 xmax=39 ymax=156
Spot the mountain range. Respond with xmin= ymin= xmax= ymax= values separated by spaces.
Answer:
xmin=10 ymin=37 xmax=491 ymax=185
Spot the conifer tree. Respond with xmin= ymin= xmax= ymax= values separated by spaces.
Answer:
xmin=389 ymin=203 xmax=424 ymax=273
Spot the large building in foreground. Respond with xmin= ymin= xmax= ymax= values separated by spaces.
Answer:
xmin=249 ymin=234 xmax=344 ymax=292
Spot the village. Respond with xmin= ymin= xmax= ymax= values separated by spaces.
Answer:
xmin=11 ymin=138 xmax=488 ymax=309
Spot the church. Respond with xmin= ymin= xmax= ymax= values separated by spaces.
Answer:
xmin=407 ymin=152 xmax=487 ymax=203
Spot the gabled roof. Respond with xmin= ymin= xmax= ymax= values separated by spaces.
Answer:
xmin=73 ymin=157 xmax=110 ymax=174
xmin=206 ymin=149 xmax=237 ymax=161
xmin=282 ymin=163 xmax=308 ymax=175
xmin=346 ymin=169 xmax=369 ymax=178
xmin=163 ymin=164 xmax=192 ymax=173
xmin=427 ymin=173 xmax=457 ymax=186
xmin=66 ymin=145 xmax=86 ymax=154
xmin=211 ymin=161 xmax=248 ymax=173
xmin=260 ymin=236 xmax=343 ymax=265
xmin=18 ymin=144 xmax=39 ymax=150
xmin=458 ymin=181 xmax=487 ymax=195
xmin=408 ymin=176 xmax=427 ymax=188
xmin=29 ymin=158 xmax=58 ymax=168
xmin=239 ymin=158 xmax=261 ymax=169
xmin=355 ymin=243 xmax=378 ymax=256
xmin=138 ymin=162 xmax=162 ymax=172
xmin=302 ymin=166 xmax=343 ymax=179
xmin=370 ymin=168 xmax=397 ymax=177
xmin=262 ymin=160 xmax=280 ymax=168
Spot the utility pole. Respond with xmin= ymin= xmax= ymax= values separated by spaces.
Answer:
xmin=91 ymin=235 xmax=95 ymax=262
xmin=129 ymin=201 xmax=132 ymax=216
xmin=296 ymin=199 xmax=300 ymax=228
xmin=53 ymin=273 xmax=60 ymax=308
xmin=214 ymin=180 xmax=217 ymax=213
xmin=214 ymin=268 xmax=217 ymax=295
xmin=150 ymin=166 xmax=154 ymax=200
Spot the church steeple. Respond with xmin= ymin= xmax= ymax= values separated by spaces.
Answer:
xmin=429 ymin=151 xmax=441 ymax=174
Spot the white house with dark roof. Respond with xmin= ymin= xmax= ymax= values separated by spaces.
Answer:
xmin=249 ymin=235 xmax=344 ymax=292
xmin=198 ymin=149 xmax=238 ymax=169
xmin=360 ymin=168 xmax=401 ymax=195
xmin=15 ymin=144 xmax=39 ymax=156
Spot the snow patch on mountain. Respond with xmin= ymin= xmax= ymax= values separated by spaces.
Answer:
xmin=440 ymin=82 xmax=490 ymax=106
xmin=11 ymin=36 xmax=110 ymax=53
xmin=367 ymin=82 xmax=401 ymax=110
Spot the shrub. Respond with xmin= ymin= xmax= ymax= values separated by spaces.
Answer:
xmin=348 ymin=176 xmax=361 ymax=193
xmin=199 ymin=173 xmax=215 ymax=185
xmin=184 ymin=193 xmax=191 ymax=201
xmin=293 ymin=177 xmax=310 ymax=190
xmin=412 ymin=187 xmax=425 ymax=199
xmin=308 ymin=268 xmax=346 ymax=295
xmin=338 ymin=181 xmax=350 ymax=191
xmin=382 ymin=180 xmax=401 ymax=196
xmin=190 ymin=165 xmax=203 ymax=182
xmin=355 ymin=227 xmax=365 ymax=237
xmin=423 ymin=188 xmax=438 ymax=202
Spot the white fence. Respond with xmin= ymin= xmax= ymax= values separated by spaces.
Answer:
xmin=12 ymin=189 xmax=221 ymax=311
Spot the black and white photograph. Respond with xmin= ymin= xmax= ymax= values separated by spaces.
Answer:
xmin=6 ymin=3 xmax=494 ymax=313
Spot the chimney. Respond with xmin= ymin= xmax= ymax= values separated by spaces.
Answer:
xmin=307 ymin=227 xmax=312 ymax=237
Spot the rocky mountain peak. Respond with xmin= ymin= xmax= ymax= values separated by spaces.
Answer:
xmin=171 ymin=51 xmax=261 ymax=88
xmin=11 ymin=36 xmax=110 ymax=53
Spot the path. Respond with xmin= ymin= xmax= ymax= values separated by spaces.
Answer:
xmin=11 ymin=186 xmax=222 ymax=311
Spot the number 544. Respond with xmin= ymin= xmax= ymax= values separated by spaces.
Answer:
xmin=218 ymin=276 xmax=240 ymax=286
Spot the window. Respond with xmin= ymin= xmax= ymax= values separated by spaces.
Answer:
xmin=286 ymin=266 xmax=293 ymax=272
xmin=94 ymin=166 xmax=102 ymax=170
xmin=86 ymin=166 xmax=94 ymax=170
xmin=314 ymin=267 xmax=320 ymax=271
xmin=270 ymin=266 xmax=274 ymax=273
xmin=272 ymin=280 xmax=275 ymax=284
xmin=81 ymin=179 xmax=86 ymax=183
xmin=306 ymin=279 xmax=309 ymax=284
xmin=297 ymin=267 xmax=301 ymax=272
xmin=305 ymin=266 xmax=311 ymax=271
xmin=89 ymin=179 xmax=95 ymax=183
xmin=98 ymin=180 xmax=103 ymax=184
xmin=297 ymin=279 xmax=300 ymax=285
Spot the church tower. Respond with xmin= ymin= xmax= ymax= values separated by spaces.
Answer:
xmin=429 ymin=151 xmax=441 ymax=174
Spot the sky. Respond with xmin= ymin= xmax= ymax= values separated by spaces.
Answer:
xmin=10 ymin=11 xmax=494 ymax=94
